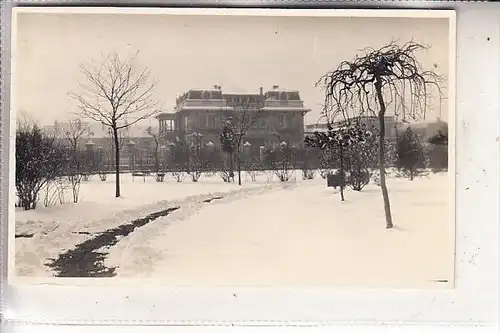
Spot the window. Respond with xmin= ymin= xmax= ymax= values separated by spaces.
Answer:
xmin=202 ymin=91 xmax=211 ymax=99
xmin=286 ymin=114 xmax=294 ymax=128
xmin=198 ymin=115 xmax=207 ymax=129
xmin=277 ymin=114 xmax=285 ymax=128
xmin=208 ymin=115 xmax=216 ymax=129
xmin=167 ymin=120 xmax=175 ymax=131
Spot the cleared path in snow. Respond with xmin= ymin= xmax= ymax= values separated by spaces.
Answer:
xmin=46 ymin=184 xmax=288 ymax=277
xmin=47 ymin=206 xmax=182 ymax=277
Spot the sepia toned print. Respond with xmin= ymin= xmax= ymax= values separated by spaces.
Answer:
xmin=10 ymin=8 xmax=455 ymax=287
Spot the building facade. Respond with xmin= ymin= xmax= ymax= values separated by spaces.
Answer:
xmin=156 ymin=85 xmax=311 ymax=151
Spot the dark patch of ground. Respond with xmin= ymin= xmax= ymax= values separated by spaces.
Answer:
xmin=47 ymin=194 xmax=227 ymax=277
xmin=47 ymin=206 xmax=180 ymax=277
xmin=202 ymin=196 xmax=224 ymax=203
xmin=15 ymin=233 xmax=34 ymax=239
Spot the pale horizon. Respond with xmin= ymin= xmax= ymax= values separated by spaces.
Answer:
xmin=14 ymin=12 xmax=451 ymax=127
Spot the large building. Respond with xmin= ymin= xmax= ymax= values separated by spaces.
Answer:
xmin=156 ymin=85 xmax=311 ymax=151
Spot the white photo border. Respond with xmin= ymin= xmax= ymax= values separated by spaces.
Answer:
xmin=1 ymin=2 xmax=498 ymax=328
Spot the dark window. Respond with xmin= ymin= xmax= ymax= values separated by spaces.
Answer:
xmin=277 ymin=114 xmax=285 ymax=128
xmin=202 ymin=91 xmax=211 ymax=99
xmin=208 ymin=115 xmax=216 ymax=129
xmin=258 ymin=118 xmax=266 ymax=128
xmin=199 ymin=115 xmax=208 ymax=129
xmin=286 ymin=114 xmax=294 ymax=128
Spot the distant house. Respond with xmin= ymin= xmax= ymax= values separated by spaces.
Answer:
xmin=156 ymin=85 xmax=311 ymax=150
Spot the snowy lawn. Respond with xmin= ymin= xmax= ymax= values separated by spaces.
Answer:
xmin=14 ymin=172 xmax=269 ymax=277
xmin=104 ymin=172 xmax=454 ymax=288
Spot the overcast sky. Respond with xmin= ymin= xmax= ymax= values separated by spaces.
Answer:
xmin=14 ymin=11 xmax=451 ymax=126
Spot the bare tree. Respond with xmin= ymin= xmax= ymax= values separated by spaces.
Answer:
xmin=145 ymin=126 xmax=162 ymax=174
xmin=186 ymin=132 xmax=204 ymax=182
xmin=70 ymin=52 xmax=162 ymax=197
xmin=316 ymin=41 xmax=443 ymax=228
xmin=220 ymin=96 xmax=262 ymax=185
xmin=60 ymin=118 xmax=91 ymax=158
xmin=60 ymin=118 xmax=91 ymax=203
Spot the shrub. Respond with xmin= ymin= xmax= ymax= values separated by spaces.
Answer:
xmin=396 ymin=126 xmax=426 ymax=180
xmin=263 ymin=144 xmax=296 ymax=182
xmin=302 ymin=169 xmax=315 ymax=180
xmin=155 ymin=172 xmax=166 ymax=182
xmin=16 ymin=122 xmax=68 ymax=210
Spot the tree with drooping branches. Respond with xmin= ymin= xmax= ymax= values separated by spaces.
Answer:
xmin=316 ymin=41 xmax=443 ymax=228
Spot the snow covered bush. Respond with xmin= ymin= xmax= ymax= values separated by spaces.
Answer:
xmin=185 ymin=133 xmax=205 ymax=183
xmin=305 ymin=121 xmax=380 ymax=199
xmin=154 ymin=172 xmax=166 ymax=182
xmin=171 ymin=171 xmax=186 ymax=183
xmin=263 ymin=143 xmax=296 ymax=182
xmin=218 ymin=167 xmax=234 ymax=183
xmin=318 ymin=148 xmax=336 ymax=179
xmin=396 ymin=126 xmax=426 ymax=180
xmin=244 ymin=156 xmax=262 ymax=182
xmin=16 ymin=121 xmax=68 ymax=210
xmin=98 ymin=171 xmax=108 ymax=182
xmin=347 ymin=169 xmax=370 ymax=191
xmin=43 ymin=178 xmax=68 ymax=207
xmin=168 ymin=138 xmax=190 ymax=182
xmin=296 ymin=147 xmax=316 ymax=180
xmin=302 ymin=169 xmax=315 ymax=180
xmin=67 ymin=173 xmax=83 ymax=203
xmin=217 ymin=149 xmax=235 ymax=183
xmin=219 ymin=121 xmax=236 ymax=182
xmin=343 ymin=125 xmax=380 ymax=191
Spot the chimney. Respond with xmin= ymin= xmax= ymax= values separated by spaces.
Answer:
xmin=214 ymin=84 xmax=221 ymax=90
xmin=259 ymin=87 xmax=263 ymax=95
xmin=272 ymin=85 xmax=279 ymax=90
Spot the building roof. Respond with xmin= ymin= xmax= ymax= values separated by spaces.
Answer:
xmin=260 ymin=107 xmax=310 ymax=112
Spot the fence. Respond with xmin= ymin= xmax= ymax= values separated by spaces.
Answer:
xmin=74 ymin=142 xmax=448 ymax=175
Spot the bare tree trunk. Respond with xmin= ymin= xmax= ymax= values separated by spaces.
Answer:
xmin=237 ymin=150 xmax=242 ymax=186
xmin=229 ymin=152 xmax=235 ymax=183
xmin=339 ymin=143 xmax=345 ymax=202
xmin=113 ymin=127 xmax=121 ymax=198
xmin=375 ymin=80 xmax=394 ymax=229
xmin=154 ymin=145 xmax=159 ymax=173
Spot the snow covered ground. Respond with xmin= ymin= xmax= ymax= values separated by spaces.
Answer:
xmin=14 ymin=172 xmax=267 ymax=277
xmin=15 ymin=170 xmax=454 ymax=288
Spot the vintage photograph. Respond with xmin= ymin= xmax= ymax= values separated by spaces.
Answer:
xmin=10 ymin=8 xmax=455 ymax=288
